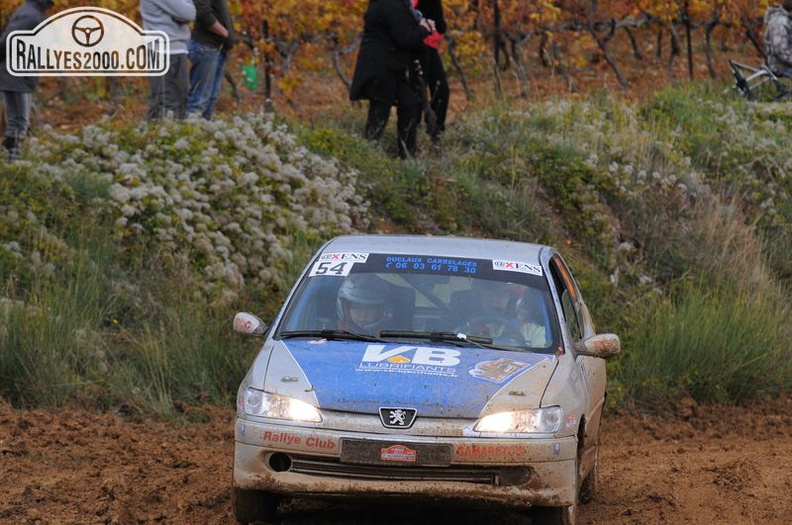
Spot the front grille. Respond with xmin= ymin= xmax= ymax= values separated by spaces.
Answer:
xmin=289 ymin=456 xmax=532 ymax=486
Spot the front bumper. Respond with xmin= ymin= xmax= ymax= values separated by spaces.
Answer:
xmin=234 ymin=417 xmax=578 ymax=508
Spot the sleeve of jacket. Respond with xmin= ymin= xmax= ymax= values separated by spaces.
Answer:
xmin=431 ymin=0 xmax=447 ymax=35
xmin=160 ymin=0 xmax=196 ymax=23
xmin=385 ymin=0 xmax=431 ymax=51
xmin=0 ymin=7 xmax=44 ymax=64
xmin=193 ymin=0 xmax=218 ymax=28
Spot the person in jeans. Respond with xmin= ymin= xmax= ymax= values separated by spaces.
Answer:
xmin=186 ymin=0 xmax=236 ymax=119
xmin=140 ymin=0 xmax=196 ymax=120
xmin=0 ymin=0 xmax=54 ymax=161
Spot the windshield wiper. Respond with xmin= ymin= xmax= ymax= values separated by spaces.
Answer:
xmin=279 ymin=329 xmax=384 ymax=342
xmin=379 ymin=330 xmax=493 ymax=348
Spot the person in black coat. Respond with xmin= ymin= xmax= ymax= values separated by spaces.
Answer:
xmin=349 ymin=0 xmax=434 ymax=158
xmin=413 ymin=0 xmax=449 ymax=145
xmin=0 ymin=0 xmax=54 ymax=161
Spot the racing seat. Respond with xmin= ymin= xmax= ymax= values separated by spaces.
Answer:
xmin=450 ymin=290 xmax=474 ymax=323
xmin=304 ymin=280 xmax=342 ymax=330
xmin=386 ymin=285 xmax=415 ymax=331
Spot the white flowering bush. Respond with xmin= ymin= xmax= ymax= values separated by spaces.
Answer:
xmin=0 ymin=113 xmax=370 ymax=409
xmin=25 ymin=113 xmax=369 ymax=304
xmin=0 ymin=166 xmax=78 ymax=293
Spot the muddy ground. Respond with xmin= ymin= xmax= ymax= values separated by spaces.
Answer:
xmin=1 ymin=395 xmax=791 ymax=525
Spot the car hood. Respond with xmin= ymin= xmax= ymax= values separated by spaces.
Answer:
xmin=257 ymin=339 xmax=557 ymax=419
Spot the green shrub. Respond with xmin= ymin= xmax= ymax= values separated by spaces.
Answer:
xmin=615 ymin=278 xmax=792 ymax=410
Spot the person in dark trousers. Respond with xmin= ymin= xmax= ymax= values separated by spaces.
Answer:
xmin=349 ymin=0 xmax=434 ymax=159
xmin=186 ymin=0 xmax=236 ymax=119
xmin=140 ymin=0 xmax=196 ymax=120
xmin=413 ymin=0 xmax=449 ymax=145
xmin=0 ymin=0 xmax=54 ymax=161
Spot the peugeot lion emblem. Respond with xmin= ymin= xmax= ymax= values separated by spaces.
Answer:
xmin=379 ymin=407 xmax=417 ymax=429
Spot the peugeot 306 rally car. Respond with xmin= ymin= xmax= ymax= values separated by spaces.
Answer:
xmin=232 ymin=235 xmax=620 ymax=525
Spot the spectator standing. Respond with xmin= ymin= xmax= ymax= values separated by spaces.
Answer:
xmin=413 ymin=0 xmax=449 ymax=146
xmin=186 ymin=0 xmax=236 ymax=119
xmin=140 ymin=0 xmax=196 ymax=120
xmin=764 ymin=0 xmax=792 ymax=77
xmin=349 ymin=0 xmax=433 ymax=158
xmin=0 ymin=0 xmax=54 ymax=161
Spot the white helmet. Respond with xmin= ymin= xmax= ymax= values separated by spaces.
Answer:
xmin=336 ymin=275 xmax=392 ymax=333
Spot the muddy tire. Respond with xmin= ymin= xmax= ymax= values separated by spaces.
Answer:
xmin=531 ymin=447 xmax=578 ymax=525
xmin=579 ymin=439 xmax=599 ymax=503
xmin=232 ymin=487 xmax=280 ymax=525
xmin=531 ymin=504 xmax=575 ymax=525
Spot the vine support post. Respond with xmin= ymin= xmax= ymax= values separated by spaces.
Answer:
xmin=262 ymin=19 xmax=273 ymax=103
xmin=684 ymin=0 xmax=694 ymax=80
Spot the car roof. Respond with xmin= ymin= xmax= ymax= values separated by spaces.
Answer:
xmin=322 ymin=235 xmax=551 ymax=264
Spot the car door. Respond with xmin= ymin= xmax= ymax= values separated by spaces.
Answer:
xmin=549 ymin=254 xmax=611 ymax=473
xmin=548 ymin=255 xmax=594 ymax=411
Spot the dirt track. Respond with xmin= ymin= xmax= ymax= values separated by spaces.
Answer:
xmin=2 ymin=396 xmax=791 ymax=525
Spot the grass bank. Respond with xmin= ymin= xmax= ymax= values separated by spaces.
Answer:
xmin=1 ymin=86 xmax=790 ymax=415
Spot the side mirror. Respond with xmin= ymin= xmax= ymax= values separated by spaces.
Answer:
xmin=574 ymin=333 xmax=620 ymax=359
xmin=233 ymin=312 xmax=268 ymax=337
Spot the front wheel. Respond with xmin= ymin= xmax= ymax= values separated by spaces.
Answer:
xmin=579 ymin=438 xmax=599 ymax=504
xmin=232 ymin=487 xmax=280 ymax=525
xmin=530 ymin=451 xmax=578 ymax=525
xmin=531 ymin=503 xmax=576 ymax=525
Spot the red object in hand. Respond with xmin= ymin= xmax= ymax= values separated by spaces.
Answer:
xmin=423 ymin=31 xmax=443 ymax=49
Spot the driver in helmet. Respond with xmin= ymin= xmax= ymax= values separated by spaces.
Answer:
xmin=336 ymin=274 xmax=392 ymax=335
xmin=457 ymin=280 xmax=521 ymax=339
xmin=458 ymin=280 xmax=548 ymax=347
xmin=475 ymin=279 xmax=514 ymax=316
xmin=515 ymin=288 xmax=549 ymax=348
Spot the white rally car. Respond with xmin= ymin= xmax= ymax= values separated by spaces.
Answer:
xmin=232 ymin=235 xmax=620 ymax=525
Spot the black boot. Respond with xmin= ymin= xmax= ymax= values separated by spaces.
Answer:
xmin=430 ymin=133 xmax=442 ymax=155
xmin=3 ymin=136 xmax=20 ymax=162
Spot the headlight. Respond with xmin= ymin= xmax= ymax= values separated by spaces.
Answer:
xmin=474 ymin=406 xmax=562 ymax=433
xmin=243 ymin=388 xmax=322 ymax=422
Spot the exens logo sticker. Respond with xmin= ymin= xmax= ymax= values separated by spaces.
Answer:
xmin=357 ymin=345 xmax=461 ymax=377
xmin=493 ymin=260 xmax=543 ymax=276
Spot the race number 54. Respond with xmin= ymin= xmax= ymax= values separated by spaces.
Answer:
xmin=309 ymin=261 xmax=352 ymax=277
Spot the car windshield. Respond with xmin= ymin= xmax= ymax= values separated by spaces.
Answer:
xmin=277 ymin=252 xmax=560 ymax=352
